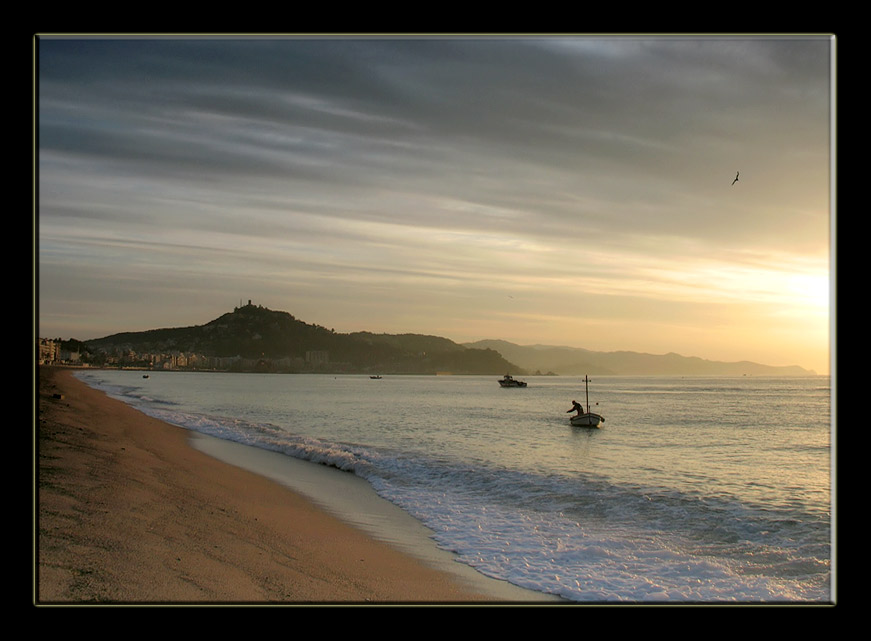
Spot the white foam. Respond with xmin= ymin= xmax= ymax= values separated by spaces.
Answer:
xmin=188 ymin=431 xmax=560 ymax=602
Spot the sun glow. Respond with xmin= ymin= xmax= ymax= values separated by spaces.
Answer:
xmin=785 ymin=272 xmax=830 ymax=313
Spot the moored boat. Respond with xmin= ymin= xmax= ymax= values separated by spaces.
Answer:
xmin=570 ymin=412 xmax=604 ymax=428
xmin=568 ymin=375 xmax=604 ymax=428
xmin=498 ymin=374 xmax=527 ymax=388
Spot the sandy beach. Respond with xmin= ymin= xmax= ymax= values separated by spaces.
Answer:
xmin=35 ymin=367 xmax=496 ymax=604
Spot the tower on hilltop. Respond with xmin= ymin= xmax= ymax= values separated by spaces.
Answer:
xmin=235 ymin=298 xmax=254 ymax=311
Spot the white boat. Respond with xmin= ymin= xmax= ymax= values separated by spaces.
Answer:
xmin=570 ymin=412 xmax=604 ymax=428
xmin=498 ymin=374 xmax=527 ymax=388
xmin=568 ymin=375 xmax=605 ymax=428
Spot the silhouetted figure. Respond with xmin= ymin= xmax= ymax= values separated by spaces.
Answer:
xmin=567 ymin=400 xmax=583 ymax=416
xmin=732 ymin=171 xmax=739 ymax=185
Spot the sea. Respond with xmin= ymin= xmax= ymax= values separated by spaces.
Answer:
xmin=74 ymin=370 xmax=833 ymax=604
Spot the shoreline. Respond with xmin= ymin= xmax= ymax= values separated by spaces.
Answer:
xmin=188 ymin=432 xmax=557 ymax=602
xmin=36 ymin=366 xmax=530 ymax=604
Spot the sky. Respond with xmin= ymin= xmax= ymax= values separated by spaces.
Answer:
xmin=36 ymin=35 xmax=834 ymax=374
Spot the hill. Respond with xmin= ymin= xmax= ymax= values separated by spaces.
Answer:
xmin=81 ymin=304 xmax=521 ymax=375
xmin=72 ymin=304 xmax=815 ymax=376
xmin=463 ymin=340 xmax=816 ymax=376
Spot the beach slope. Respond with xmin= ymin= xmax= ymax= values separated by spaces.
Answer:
xmin=35 ymin=367 xmax=490 ymax=603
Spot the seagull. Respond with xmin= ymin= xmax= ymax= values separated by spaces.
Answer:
xmin=731 ymin=171 xmax=739 ymax=186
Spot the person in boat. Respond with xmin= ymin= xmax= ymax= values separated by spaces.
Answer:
xmin=567 ymin=400 xmax=583 ymax=416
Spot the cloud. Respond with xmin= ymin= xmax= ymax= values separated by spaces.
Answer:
xmin=36 ymin=35 xmax=833 ymax=372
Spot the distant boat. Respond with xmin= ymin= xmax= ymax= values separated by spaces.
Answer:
xmin=142 ymin=374 xmax=150 ymax=379
xmin=370 ymin=375 xmax=382 ymax=379
xmin=499 ymin=373 xmax=527 ymax=388
xmin=569 ymin=375 xmax=605 ymax=428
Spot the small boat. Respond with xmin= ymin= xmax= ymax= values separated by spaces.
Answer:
xmin=570 ymin=413 xmax=604 ymax=428
xmin=569 ymin=375 xmax=605 ymax=428
xmin=142 ymin=374 xmax=150 ymax=379
xmin=498 ymin=373 xmax=527 ymax=388
xmin=370 ymin=375 xmax=382 ymax=379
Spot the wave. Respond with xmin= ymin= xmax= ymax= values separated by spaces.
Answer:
xmin=76 ymin=373 xmax=181 ymax=409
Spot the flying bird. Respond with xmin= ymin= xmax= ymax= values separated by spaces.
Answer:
xmin=732 ymin=171 xmax=739 ymax=185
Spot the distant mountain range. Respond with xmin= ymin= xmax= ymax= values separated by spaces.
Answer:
xmin=76 ymin=303 xmax=815 ymax=376
xmin=463 ymin=340 xmax=816 ymax=376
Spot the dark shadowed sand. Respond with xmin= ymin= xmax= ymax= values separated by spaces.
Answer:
xmin=36 ymin=367 xmax=512 ymax=604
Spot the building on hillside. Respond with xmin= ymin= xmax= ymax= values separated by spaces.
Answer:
xmin=305 ymin=350 xmax=329 ymax=365
xmin=38 ymin=338 xmax=59 ymax=364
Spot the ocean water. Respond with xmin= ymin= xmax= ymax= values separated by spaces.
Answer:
xmin=74 ymin=370 xmax=833 ymax=603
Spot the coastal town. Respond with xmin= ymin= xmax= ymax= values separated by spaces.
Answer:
xmin=37 ymin=336 xmax=334 ymax=373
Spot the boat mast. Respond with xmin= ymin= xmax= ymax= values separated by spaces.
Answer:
xmin=584 ymin=375 xmax=590 ymax=414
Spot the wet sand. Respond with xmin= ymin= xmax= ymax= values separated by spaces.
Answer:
xmin=35 ymin=367 xmax=498 ymax=604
